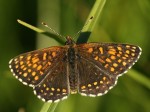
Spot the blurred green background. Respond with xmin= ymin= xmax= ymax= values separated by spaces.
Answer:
xmin=0 ymin=0 xmax=150 ymax=112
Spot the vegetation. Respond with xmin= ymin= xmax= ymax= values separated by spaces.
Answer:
xmin=0 ymin=0 xmax=150 ymax=112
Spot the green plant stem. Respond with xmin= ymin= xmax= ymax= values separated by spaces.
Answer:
xmin=82 ymin=0 xmax=106 ymax=32
xmin=17 ymin=19 xmax=44 ymax=33
xmin=17 ymin=19 xmax=64 ymax=44
xmin=77 ymin=0 xmax=106 ymax=44
xmin=128 ymin=69 xmax=150 ymax=89
xmin=40 ymin=103 xmax=58 ymax=112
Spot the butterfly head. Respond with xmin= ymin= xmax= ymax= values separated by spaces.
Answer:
xmin=65 ymin=36 xmax=75 ymax=45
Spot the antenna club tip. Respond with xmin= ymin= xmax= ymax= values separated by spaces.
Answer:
xmin=41 ymin=22 xmax=46 ymax=25
xmin=17 ymin=19 xmax=21 ymax=22
xmin=90 ymin=16 xmax=94 ymax=19
xmin=42 ymin=22 xmax=49 ymax=27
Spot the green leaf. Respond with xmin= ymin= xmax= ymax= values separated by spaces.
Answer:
xmin=127 ymin=69 xmax=150 ymax=89
xmin=77 ymin=0 xmax=106 ymax=43
xmin=17 ymin=19 xmax=64 ymax=44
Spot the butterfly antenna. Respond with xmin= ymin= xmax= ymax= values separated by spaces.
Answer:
xmin=42 ymin=22 xmax=65 ymax=39
xmin=72 ymin=16 xmax=94 ymax=40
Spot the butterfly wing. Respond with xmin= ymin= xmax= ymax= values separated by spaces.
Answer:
xmin=9 ymin=46 xmax=67 ymax=87
xmin=77 ymin=43 xmax=141 ymax=96
xmin=33 ymin=61 xmax=69 ymax=102
xmin=77 ymin=58 xmax=116 ymax=96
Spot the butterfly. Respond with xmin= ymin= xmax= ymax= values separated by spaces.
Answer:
xmin=9 ymin=36 xmax=142 ymax=102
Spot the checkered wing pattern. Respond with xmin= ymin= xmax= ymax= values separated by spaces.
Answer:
xmin=77 ymin=43 xmax=141 ymax=95
xmin=9 ymin=46 xmax=66 ymax=87
xmin=77 ymin=58 xmax=116 ymax=96
xmin=33 ymin=61 xmax=69 ymax=102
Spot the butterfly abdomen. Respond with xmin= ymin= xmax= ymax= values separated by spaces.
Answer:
xmin=67 ymin=46 xmax=78 ymax=94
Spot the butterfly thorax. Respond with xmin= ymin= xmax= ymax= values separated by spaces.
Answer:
xmin=65 ymin=36 xmax=75 ymax=45
xmin=65 ymin=36 xmax=78 ymax=94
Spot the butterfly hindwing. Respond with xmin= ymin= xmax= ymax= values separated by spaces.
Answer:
xmin=33 ymin=61 xmax=69 ymax=102
xmin=77 ymin=57 xmax=116 ymax=96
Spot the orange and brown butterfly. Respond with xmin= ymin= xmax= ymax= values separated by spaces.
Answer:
xmin=9 ymin=36 xmax=142 ymax=102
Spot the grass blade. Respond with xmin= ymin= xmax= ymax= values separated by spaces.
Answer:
xmin=17 ymin=19 xmax=64 ymax=44
xmin=128 ymin=69 xmax=150 ymax=89
xmin=40 ymin=103 xmax=58 ymax=112
xmin=77 ymin=0 xmax=106 ymax=43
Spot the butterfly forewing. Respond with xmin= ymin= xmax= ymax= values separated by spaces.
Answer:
xmin=34 ymin=61 xmax=69 ymax=102
xmin=77 ymin=43 xmax=141 ymax=77
xmin=9 ymin=46 xmax=66 ymax=87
